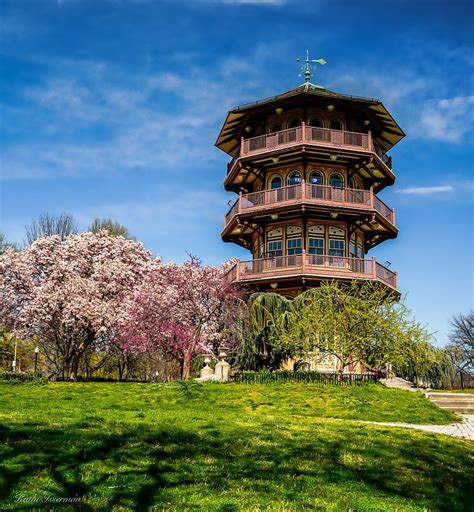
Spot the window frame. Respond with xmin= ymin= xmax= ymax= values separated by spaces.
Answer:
xmin=309 ymin=170 xmax=324 ymax=186
xmin=287 ymin=170 xmax=302 ymax=187
xmin=329 ymin=118 xmax=344 ymax=131
xmin=329 ymin=172 xmax=344 ymax=188
xmin=269 ymin=175 xmax=283 ymax=189
xmin=288 ymin=117 xmax=302 ymax=129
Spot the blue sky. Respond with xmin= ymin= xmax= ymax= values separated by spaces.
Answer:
xmin=0 ymin=0 xmax=473 ymax=344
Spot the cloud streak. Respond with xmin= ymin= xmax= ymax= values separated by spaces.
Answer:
xmin=396 ymin=185 xmax=454 ymax=196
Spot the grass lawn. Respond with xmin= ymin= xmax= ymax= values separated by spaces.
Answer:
xmin=0 ymin=381 xmax=472 ymax=511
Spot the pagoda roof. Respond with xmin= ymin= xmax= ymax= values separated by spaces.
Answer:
xmin=215 ymin=82 xmax=405 ymax=157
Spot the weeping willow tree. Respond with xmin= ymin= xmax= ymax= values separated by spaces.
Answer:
xmin=236 ymin=292 xmax=293 ymax=370
xmin=395 ymin=339 xmax=454 ymax=389
xmin=235 ymin=283 xmax=454 ymax=386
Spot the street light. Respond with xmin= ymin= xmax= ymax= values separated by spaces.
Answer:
xmin=34 ymin=346 xmax=39 ymax=373
xmin=12 ymin=339 xmax=17 ymax=372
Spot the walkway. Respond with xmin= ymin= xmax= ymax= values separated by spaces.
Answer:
xmin=378 ymin=378 xmax=474 ymax=440
xmin=366 ymin=415 xmax=474 ymax=441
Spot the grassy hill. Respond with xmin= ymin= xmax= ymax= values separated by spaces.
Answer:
xmin=0 ymin=381 xmax=472 ymax=511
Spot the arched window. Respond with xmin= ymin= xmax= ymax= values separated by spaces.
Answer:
xmin=329 ymin=172 xmax=344 ymax=188
xmin=288 ymin=118 xmax=301 ymax=129
xmin=309 ymin=170 xmax=324 ymax=185
xmin=329 ymin=226 xmax=346 ymax=259
xmin=270 ymin=122 xmax=282 ymax=133
xmin=309 ymin=116 xmax=323 ymax=128
xmin=330 ymin=119 xmax=343 ymax=131
xmin=287 ymin=171 xmax=302 ymax=186
xmin=270 ymin=176 xmax=282 ymax=189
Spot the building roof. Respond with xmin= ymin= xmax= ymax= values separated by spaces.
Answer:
xmin=215 ymin=82 xmax=405 ymax=157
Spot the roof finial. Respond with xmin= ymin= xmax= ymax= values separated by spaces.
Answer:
xmin=297 ymin=49 xmax=327 ymax=84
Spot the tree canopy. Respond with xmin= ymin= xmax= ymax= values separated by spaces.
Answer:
xmin=237 ymin=282 xmax=451 ymax=385
xmin=89 ymin=218 xmax=134 ymax=239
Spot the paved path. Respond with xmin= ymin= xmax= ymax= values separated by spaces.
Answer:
xmin=365 ymin=415 xmax=474 ymax=441
xmin=380 ymin=376 xmax=419 ymax=391
xmin=376 ymin=379 xmax=474 ymax=440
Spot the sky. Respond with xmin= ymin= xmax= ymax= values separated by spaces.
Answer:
xmin=0 ymin=0 xmax=473 ymax=345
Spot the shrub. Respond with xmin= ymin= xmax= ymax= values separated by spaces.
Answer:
xmin=0 ymin=371 xmax=48 ymax=385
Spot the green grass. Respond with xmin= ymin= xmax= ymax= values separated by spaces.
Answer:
xmin=0 ymin=382 xmax=472 ymax=511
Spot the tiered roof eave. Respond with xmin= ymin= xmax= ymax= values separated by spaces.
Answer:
xmin=215 ymin=84 xmax=405 ymax=157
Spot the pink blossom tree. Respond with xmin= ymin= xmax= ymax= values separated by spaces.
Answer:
xmin=0 ymin=231 xmax=158 ymax=380
xmin=119 ymin=258 xmax=242 ymax=380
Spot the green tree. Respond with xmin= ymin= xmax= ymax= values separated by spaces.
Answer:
xmin=237 ymin=292 xmax=293 ymax=370
xmin=276 ymin=281 xmax=430 ymax=375
xmin=89 ymin=218 xmax=134 ymax=239
xmin=0 ymin=328 xmax=40 ymax=372
xmin=0 ymin=233 xmax=17 ymax=254
xmin=239 ymin=282 xmax=449 ymax=384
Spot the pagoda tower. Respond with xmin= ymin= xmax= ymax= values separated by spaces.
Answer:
xmin=217 ymin=53 xmax=403 ymax=297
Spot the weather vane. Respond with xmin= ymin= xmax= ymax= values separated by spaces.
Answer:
xmin=297 ymin=49 xmax=327 ymax=83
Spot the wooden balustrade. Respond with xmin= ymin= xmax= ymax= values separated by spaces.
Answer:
xmin=375 ymin=261 xmax=398 ymax=288
xmin=373 ymin=195 xmax=394 ymax=224
xmin=235 ymin=125 xmax=391 ymax=168
xmin=225 ymin=254 xmax=398 ymax=289
xmin=224 ymin=183 xmax=395 ymax=227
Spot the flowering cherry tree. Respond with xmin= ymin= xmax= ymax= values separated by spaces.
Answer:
xmin=0 ymin=231 xmax=158 ymax=380
xmin=119 ymin=258 xmax=241 ymax=380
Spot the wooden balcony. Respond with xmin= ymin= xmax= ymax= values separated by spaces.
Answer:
xmin=224 ymin=183 xmax=396 ymax=228
xmin=225 ymin=254 xmax=398 ymax=291
xmin=227 ymin=125 xmax=392 ymax=175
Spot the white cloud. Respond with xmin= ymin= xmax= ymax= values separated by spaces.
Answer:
xmin=0 ymin=55 xmax=266 ymax=181
xmin=396 ymin=185 xmax=454 ymax=196
xmin=414 ymin=96 xmax=474 ymax=143
xmin=327 ymin=71 xmax=431 ymax=109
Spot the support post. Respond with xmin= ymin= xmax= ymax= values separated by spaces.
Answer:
xmin=372 ymin=257 xmax=376 ymax=279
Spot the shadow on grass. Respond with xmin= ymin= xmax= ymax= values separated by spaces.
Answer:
xmin=0 ymin=420 xmax=472 ymax=511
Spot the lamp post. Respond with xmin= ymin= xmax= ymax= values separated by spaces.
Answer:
xmin=12 ymin=339 xmax=18 ymax=372
xmin=34 ymin=346 xmax=39 ymax=373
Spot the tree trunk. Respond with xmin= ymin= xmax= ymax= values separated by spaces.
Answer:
xmin=182 ymin=351 xmax=192 ymax=380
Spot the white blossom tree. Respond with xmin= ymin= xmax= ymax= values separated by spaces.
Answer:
xmin=0 ymin=231 xmax=158 ymax=380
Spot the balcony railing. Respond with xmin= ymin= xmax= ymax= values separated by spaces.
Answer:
xmin=226 ymin=254 xmax=398 ymax=290
xmin=229 ymin=125 xmax=391 ymax=170
xmin=224 ymin=183 xmax=395 ymax=227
